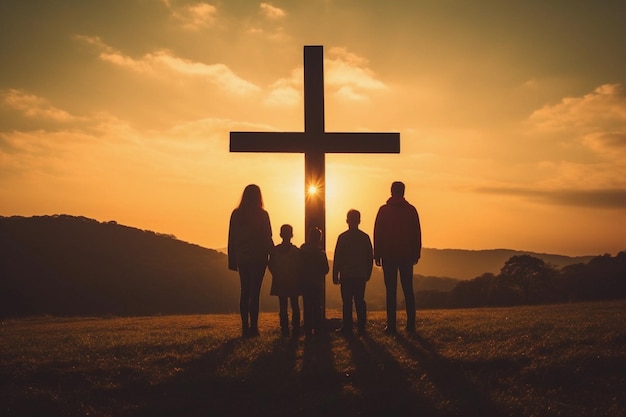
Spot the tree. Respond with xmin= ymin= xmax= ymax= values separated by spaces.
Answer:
xmin=499 ymin=255 xmax=557 ymax=304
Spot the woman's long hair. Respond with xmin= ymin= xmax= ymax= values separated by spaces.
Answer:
xmin=237 ymin=184 xmax=264 ymax=211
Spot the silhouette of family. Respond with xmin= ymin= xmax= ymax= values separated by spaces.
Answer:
xmin=228 ymin=181 xmax=422 ymax=339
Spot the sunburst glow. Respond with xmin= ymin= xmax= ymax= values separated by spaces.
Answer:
xmin=307 ymin=185 xmax=318 ymax=195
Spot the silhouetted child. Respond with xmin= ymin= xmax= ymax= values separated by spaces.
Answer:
xmin=333 ymin=209 xmax=373 ymax=335
xmin=300 ymin=227 xmax=329 ymax=339
xmin=268 ymin=224 xmax=302 ymax=337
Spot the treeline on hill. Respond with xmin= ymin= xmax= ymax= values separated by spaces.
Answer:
xmin=415 ymin=253 xmax=626 ymax=309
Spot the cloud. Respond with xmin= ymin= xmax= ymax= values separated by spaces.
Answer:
xmin=151 ymin=52 xmax=260 ymax=95
xmin=264 ymin=84 xmax=301 ymax=107
xmin=0 ymin=127 xmax=101 ymax=183
xmin=528 ymin=83 xmax=626 ymax=162
xmin=325 ymin=47 xmax=387 ymax=101
xmin=1 ymin=89 xmax=76 ymax=122
xmin=529 ymin=83 xmax=626 ymax=131
xmin=263 ymin=67 xmax=302 ymax=107
xmin=0 ymin=111 xmax=238 ymax=187
xmin=243 ymin=3 xmax=288 ymax=41
xmin=76 ymin=36 xmax=259 ymax=95
xmin=246 ymin=11 xmax=288 ymax=40
xmin=582 ymin=131 xmax=626 ymax=155
xmin=260 ymin=3 xmax=286 ymax=20
xmin=246 ymin=25 xmax=288 ymax=41
xmin=471 ymin=84 xmax=626 ymax=210
xmin=163 ymin=1 xmax=217 ymax=30
xmin=263 ymin=47 xmax=388 ymax=106
xmin=334 ymin=86 xmax=367 ymax=101
xmin=76 ymin=35 xmax=154 ymax=73
xmin=476 ymin=186 xmax=626 ymax=209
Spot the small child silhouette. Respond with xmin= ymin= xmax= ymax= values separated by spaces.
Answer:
xmin=268 ymin=224 xmax=302 ymax=337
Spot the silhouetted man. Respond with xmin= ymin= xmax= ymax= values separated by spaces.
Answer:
xmin=374 ymin=181 xmax=422 ymax=334
xmin=333 ymin=209 xmax=373 ymax=335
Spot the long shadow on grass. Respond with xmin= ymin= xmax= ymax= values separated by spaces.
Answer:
xmin=343 ymin=333 xmax=441 ymax=416
xmin=132 ymin=336 xmax=296 ymax=416
xmin=125 ymin=337 xmax=242 ymax=416
xmin=298 ymin=332 xmax=346 ymax=416
xmin=393 ymin=332 xmax=512 ymax=417
xmin=128 ymin=333 xmax=346 ymax=417
xmin=124 ymin=329 xmax=522 ymax=417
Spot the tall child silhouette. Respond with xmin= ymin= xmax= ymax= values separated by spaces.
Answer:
xmin=333 ymin=209 xmax=373 ymax=335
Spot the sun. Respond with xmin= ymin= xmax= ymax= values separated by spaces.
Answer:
xmin=305 ymin=180 xmax=323 ymax=199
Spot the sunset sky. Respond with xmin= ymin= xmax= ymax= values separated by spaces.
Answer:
xmin=1 ymin=1 xmax=625 ymax=256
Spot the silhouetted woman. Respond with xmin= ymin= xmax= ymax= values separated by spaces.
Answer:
xmin=228 ymin=184 xmax=274 ymax=337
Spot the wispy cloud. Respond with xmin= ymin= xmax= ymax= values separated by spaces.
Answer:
xmin=152 ymin=52 xmax=260 ymax=95
xmin=263 ymin=67 xmax=301 ymax=107
xmin=466 ymin=85 xmax=626 ymax=211
xmin=263 ymin=47 xmax=388 ymax=106
xmin=245 ymin=3 xmax=288 ymax=41
xmin=76 ymin=36 xmax=260 ymax=95
xmin=583 ymin=131 xmax=626 ymax=156
xmin=246 ymin=25 xmax=288 ymax=41
xmin=528 ymin=83 xmax=626 ymax=166
xmin=1 ymin=89 xmax=77 ymax=122
xmin=163 ymin=1 xmax=217 ymax=30
xmin=476 ymin=186 xmax=626 ymax=209
xmin=259 ymin=3 xmax=286 ymax=20
xmin=334 ymin=86 xmax=367 ymax=101
xmin=0 ymin=126 xmax=102 ymax=182
xmin=0 ymin=110 xmax=237 ymax=186
xmin=326 ymin=47 xmax=387 ymax=101
xmin=530 ymin=83 xmax=626 ymax=131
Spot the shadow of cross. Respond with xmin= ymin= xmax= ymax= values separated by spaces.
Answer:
xmin=230 ymin=45 xmax=400 ymax=315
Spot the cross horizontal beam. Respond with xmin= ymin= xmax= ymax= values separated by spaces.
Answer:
xmin=230 ymin=132 xmax=400 ymax=153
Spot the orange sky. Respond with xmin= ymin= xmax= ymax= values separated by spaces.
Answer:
xmin=1 ymin=1 xmax=625 ymax=256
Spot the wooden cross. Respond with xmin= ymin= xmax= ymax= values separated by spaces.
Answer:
xmin=230 ymin=45 xmax=400 ymax=314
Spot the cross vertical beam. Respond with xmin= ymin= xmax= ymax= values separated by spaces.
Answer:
xmin=304 ymin=46 xmax=326 ymax=250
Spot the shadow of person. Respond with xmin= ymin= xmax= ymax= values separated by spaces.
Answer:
xmin=299 ymin=330 xmax=345 ymax=416
xmin=128 ymin=336 xmax=300 ymax=417
xmin=343 ymin=332 xmax=440 ymax=416
xmin=394 ymin=332 xmax=508 ymax=417
xmin=125 ymin=337 xmax=239 ymax=417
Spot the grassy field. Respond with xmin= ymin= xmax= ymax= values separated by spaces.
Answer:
xmin=1 ymin=301 xmax=625 ymax=417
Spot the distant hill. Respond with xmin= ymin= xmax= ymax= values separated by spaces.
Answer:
xmin=0 ymin=215 xmax=599 ymax=317
xmin=0 ymin=215 xmax=238 ymax=316
xmin=418 ymin=248 xmax=595 ymax=280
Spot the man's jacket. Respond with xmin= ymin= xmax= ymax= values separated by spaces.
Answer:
xmin=373 ymin=196 xmax=422 ymax=262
